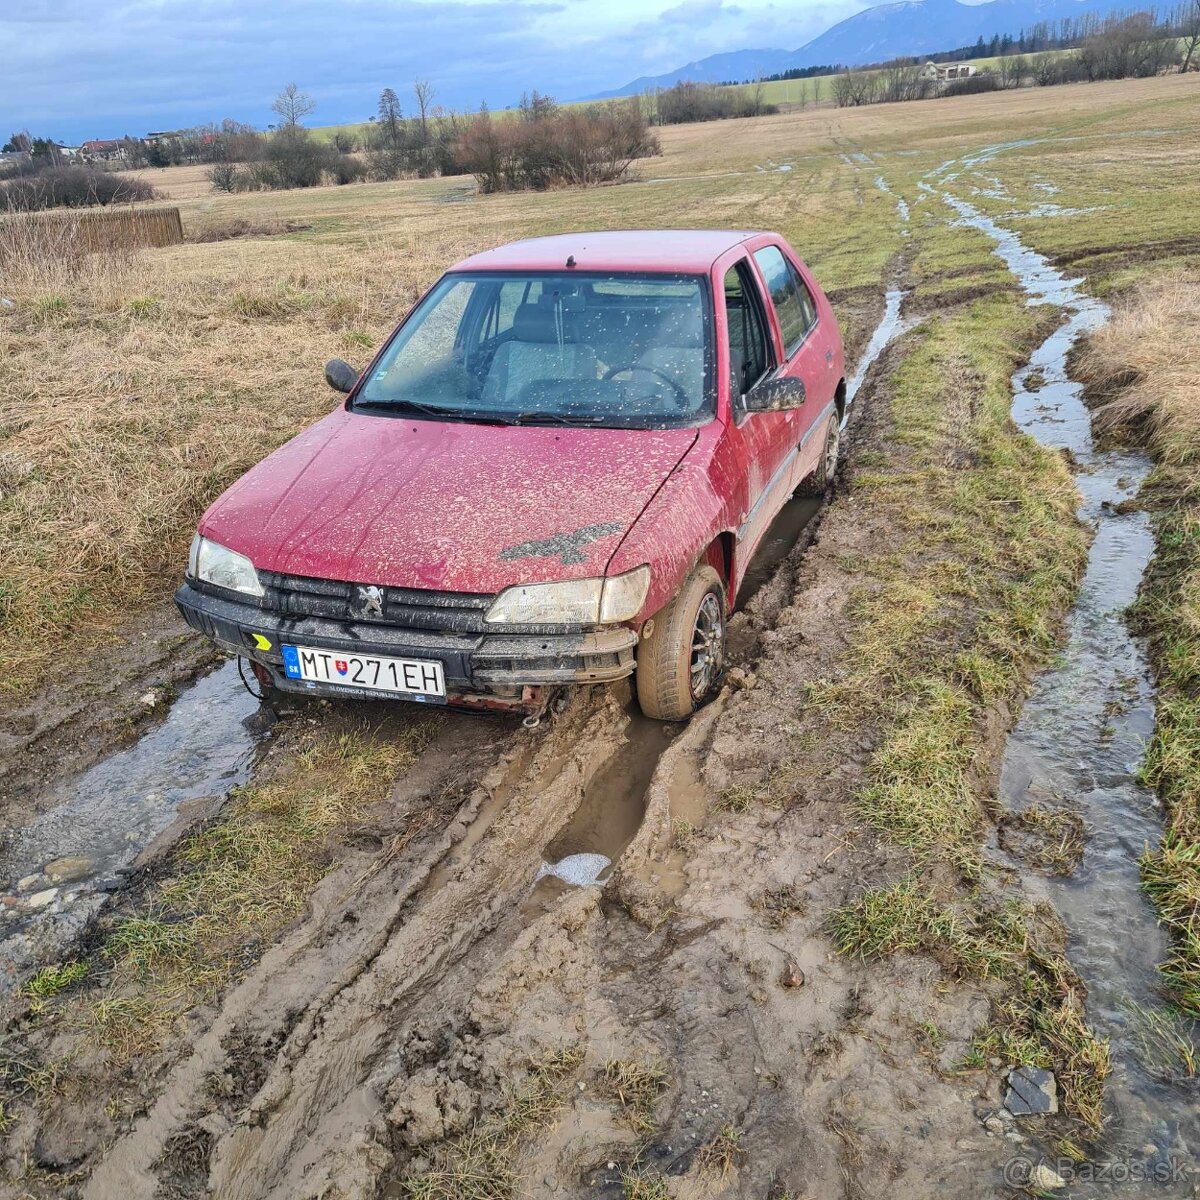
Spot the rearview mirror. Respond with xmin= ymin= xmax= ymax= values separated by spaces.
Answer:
xmin=325 ymin=358 xmax=359 ymax=394
xmin=743 ymin=374 xmax=806 ymax=413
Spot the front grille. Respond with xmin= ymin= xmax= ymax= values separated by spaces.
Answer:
xmin=258 ymin=571 xmax=493 ymax=633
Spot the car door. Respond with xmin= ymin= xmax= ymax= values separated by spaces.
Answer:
xmin=750 ymin=242 xmax=832 ymax=483
xmin=721 ymin=257 xmax=797 ymax=560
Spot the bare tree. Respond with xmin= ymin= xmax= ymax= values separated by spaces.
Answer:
xmin=833 ymin=68 xmax=882 ymax=106
xmin=797 ymin=78 xmax=810 ymax=110
xmin=1181 ymin=0 xmax=1200 ymax=71
xmin=378 ymin=87 xmax=403 ymax=150
xmin=749 ymin=77 xmax=767 ymax=116
xmin=413 ymin=79 xmax=435 ymax=145
xmin=997 ymin=54 xmax=1027 ymax=87
xmin=1029 ymin=51 xmax=1060 ymax=85
xmin=879 ymin=59 xmax=930 ymax=102
xmin=271 ymin=83 xmax=316 ymax=130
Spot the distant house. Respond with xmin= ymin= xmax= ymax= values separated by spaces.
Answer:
xmin=58 ymin=144 xmax=81 ymax=159
xmin=143 ymin=130 xmax=183 ymax=145
xmin=921 ymin=61 xmax=978 ymax=83
xmin=80 ymin=138 xmax=126 ymax=161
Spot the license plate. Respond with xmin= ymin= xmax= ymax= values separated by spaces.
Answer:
xmin=281 ymin=644 xmax=446 ymax=698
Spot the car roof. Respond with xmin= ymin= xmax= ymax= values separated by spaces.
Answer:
xmin=450 ymin=229 xmax=764 ymax=275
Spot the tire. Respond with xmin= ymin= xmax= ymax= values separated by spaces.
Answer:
xmin=636 ymin=565 xmax=726 ymax=721
xmin=797 ymin=412 xmax=842 ymax=497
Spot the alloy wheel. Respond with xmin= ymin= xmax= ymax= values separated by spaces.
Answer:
xmin=689 ymin=592 xmax=724 ymax=700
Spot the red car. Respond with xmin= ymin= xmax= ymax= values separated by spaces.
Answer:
xmin=176 ymin=230 xmax=845 ymax=721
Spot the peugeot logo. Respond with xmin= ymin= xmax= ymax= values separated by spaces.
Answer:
xmin=353 ymin=584 xmax=384 ymax=619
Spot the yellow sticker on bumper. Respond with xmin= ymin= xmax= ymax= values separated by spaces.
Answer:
xmin=251 ymin=633 xmax=273 ymax=652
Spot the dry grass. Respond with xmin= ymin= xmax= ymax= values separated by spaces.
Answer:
xmin=696 ymin=1124 xmax=745 ymax=1180
xmin=1080 ymin=272 xmax=1200 ymax=479
xmin=595 ymin=1058 xmax=669 ymax=1137
xmin=0 ymin=215 xmax=140 ymax=293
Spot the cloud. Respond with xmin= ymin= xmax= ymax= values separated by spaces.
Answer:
xmin=0 ymin=0 xmax=858 ymax=140
xmin=658 ymin=0 xmax=744 ymax=25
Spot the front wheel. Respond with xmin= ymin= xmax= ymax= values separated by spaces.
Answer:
xmin=635 ymin=565 xmax=726 ymax=721
xmin=797 ymin=412 xmax=841 ymax=496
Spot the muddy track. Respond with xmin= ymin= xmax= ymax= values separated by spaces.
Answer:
xmin=79 ymin=697 xmax=633 ymax=1199
xmin=14 ymin=312 xmax=1014 ymax=1200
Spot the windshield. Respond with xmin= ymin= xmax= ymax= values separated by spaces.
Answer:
xmin=352 ymin=271 xmax=713 ymax=428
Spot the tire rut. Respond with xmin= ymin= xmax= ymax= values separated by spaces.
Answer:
xmin=83 ymin=695 xmax=635 ymax=1200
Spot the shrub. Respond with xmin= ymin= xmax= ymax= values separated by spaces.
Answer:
xmin=457 ymin=100 xmax=658 ymax=193
xmin=655 ymin=80 xmax=778 ymax=123
xmin=207 ymin=161 xmax=239 ymax=193
xmin=943 ymin=71 xmax=1002 ymax=96
xmin=0 ymin=167 xmax=155 ymax=212
xmin=329 ymin=154 xmax=367 ymax=185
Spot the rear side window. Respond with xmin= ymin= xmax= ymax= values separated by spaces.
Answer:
xmin=753 ymin=245 xmax=817 ymax=356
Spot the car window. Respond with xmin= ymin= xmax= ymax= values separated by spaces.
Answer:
xmin=753 ymin=245 xmax=817 ymax=357
xmin=354 ymin=271 xmax=713 ymax=430
xmin=724 ymin=262 xmax=771 ymax=398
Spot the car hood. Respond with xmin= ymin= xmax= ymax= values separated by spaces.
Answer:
xmin=201 ymin=407 xmax=700 ymax=593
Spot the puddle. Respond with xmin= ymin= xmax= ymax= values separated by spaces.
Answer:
xmin=0 ymin=660 xmax=266 ymax=992
xmin=1010 ymin=202 xmax=1110 ymax=220
xmin=539 ymin=713 xmax=678 ymax=876
xmin=874 ymin=175 xmax=910 ymax=225
xmin=946 ymin=186 xmax=1200 ymax=1184
xmin=846 ymin=287 xmax=913 ymax=408
xmin=735 ymin=496 xmax=822 ymax=608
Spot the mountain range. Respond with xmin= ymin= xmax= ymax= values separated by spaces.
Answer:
xmin=589 ymin=0 xmax=1130 ymax=98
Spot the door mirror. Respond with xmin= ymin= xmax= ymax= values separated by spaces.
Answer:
xmin=325 ymin=358 xmax=359 ymax=394
xmin=743 ymin=374 xmax=806 ymax=413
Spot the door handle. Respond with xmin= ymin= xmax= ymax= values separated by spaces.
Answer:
xmin=825 ymin=349 xmax=834 ymax=365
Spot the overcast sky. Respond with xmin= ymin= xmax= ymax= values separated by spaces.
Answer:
xmin=2 ymin=0 xmax=875 ymax=143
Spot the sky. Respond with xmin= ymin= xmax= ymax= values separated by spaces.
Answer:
xmin=1 ymin=0 xmax=876 ymax=143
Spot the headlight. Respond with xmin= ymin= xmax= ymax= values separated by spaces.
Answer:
xmin=486 ymin=566 xmax=650 ymax=626
xmin=189 ymin=533 xmax=264 ymax=598
xmin=600 ymin=565 xmax=651 ymax=623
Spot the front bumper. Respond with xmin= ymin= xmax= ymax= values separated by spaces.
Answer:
xmin=174 ymin=581 xmax=638 ymax=708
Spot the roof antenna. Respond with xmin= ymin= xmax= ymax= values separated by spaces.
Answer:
xmin=565 ymin=254 xmax=576 ymax=269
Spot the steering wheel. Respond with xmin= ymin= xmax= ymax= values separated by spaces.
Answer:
xmin=602 ymin=362 xmax=690 ymax=408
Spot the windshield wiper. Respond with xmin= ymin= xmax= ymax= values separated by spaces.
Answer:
xmin=353 ymin=398 xmax=458 ymax=418
xmin=353 ymin=399 xmax=511 ymax=425
xmin=509 ymin=411 xmax=611 ymax=427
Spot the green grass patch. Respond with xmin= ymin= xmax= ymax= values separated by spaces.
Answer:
xmin=25 ymin=961 xmax=87 ymax=998
xmin=824 ymin=286 xmax=1109 ymax=1125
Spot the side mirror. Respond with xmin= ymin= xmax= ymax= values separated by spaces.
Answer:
xmin=325 ymin=358 xmax=359 ymax=394
xmin=743 ymin=374 xmax=806 ymax=413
